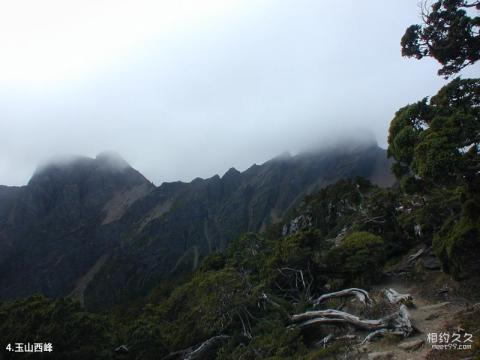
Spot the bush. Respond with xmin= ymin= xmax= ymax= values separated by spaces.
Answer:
xmin=0 ymin=295 xmax=117 ymax=360
xmin=216 ymin=318 xmax=306 ymax=360
xmin=198 ymin=252 xmax=226 ymax=272
xmin=137 ymin=268 xmax=255 ymax=352
xmin=433 ymin=213 xmax=480 ymax=280
xmin=326 ymin=231 xmax=385 ymax=285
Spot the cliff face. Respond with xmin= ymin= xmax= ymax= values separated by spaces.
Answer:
xmin=0 ymin=144 xmax=395 ymax=307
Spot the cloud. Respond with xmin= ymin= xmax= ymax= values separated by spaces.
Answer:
xmin=0 ymin=0 xmax=477 ymax=186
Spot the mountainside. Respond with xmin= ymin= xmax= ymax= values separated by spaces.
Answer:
xmin=0 ymin=152 xmax=154 ymax=300
xmin=0 ymin=143 xmax=394 ymax=307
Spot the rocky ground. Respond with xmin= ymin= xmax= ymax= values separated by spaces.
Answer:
xmin=350 ymin=249 xmax=480 ymax=360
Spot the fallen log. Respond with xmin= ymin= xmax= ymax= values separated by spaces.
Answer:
xmin=313 ymin=288 xmax=373 ymax=307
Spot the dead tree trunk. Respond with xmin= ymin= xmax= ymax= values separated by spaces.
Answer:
xmin=313 ymin=288 xmax=373 ymax=307
xmin=162 ymin=335 xmax=229 ymax=360
xmin=384 ymin=288 xmax=413 ymax=305
xmin=292 ymin=309 xmax=385 ymax=331
xmin=292 ymin=305 xmax=413 ymax=342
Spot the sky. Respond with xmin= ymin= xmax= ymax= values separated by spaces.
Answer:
xmin=0 ymin=0 xmax=478 ymax=186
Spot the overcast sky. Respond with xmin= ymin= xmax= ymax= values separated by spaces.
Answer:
xmin=0 ymin=0 xmax=478 ymax=186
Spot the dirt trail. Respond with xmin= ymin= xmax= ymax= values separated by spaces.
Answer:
xmin=360 ymin=278 xmax=468 ymax=360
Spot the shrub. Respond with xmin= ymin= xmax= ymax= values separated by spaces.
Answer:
xmin=326 ymin=231 xmax=385 ymax=285
xmin=0 ymin=295 xmax=117 ymax=360
xmin=433 ymin=212 xmax=480 ymax=280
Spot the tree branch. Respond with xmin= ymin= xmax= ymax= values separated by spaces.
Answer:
xmin=162 ymin=335 xmax=230 ymax=360
xmin=313 ymin=288 xmax=373 ymax=307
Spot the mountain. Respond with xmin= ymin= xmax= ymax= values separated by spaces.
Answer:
xmin=0 ymin=143 xmax=394 ymax=307
xmin=0 ymin=152 xmax=154 ymax=300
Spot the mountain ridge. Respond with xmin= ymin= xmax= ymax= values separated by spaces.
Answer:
xmin=0 ymin=141 xmax=395 ymax=308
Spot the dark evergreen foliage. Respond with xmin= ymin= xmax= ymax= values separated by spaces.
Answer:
xmin=401 ymin=0 xmax=480 ymax=76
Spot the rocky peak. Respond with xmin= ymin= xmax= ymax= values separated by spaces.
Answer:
xmin=94 ymin=151 xmax=131 ymax=172
xmin=23 ymin=152 xmax=152 ymax=217
xmin=222 ymin=167 xmax=241 ymax=179
xmin=28 ymin=155 xmax=92 ymax=186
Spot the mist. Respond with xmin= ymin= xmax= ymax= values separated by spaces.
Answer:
xmin=0 ymin=0 xmax=478 ymax=186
